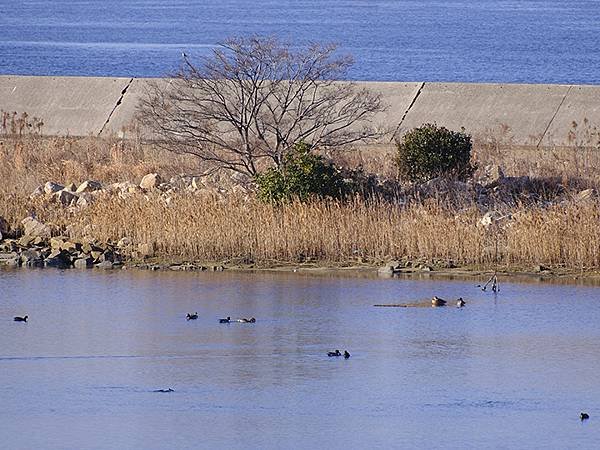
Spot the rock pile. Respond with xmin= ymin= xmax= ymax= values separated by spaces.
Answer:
xmin=0 ymin=220 xmax=123 ymax=269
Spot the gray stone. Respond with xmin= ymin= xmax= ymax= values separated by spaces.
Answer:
xmin=76 ymin=192 xmax=94 ymax=207
xmin=74 ymin=257 xmax=94 ymax=269
xmin=96 ymin=260 xmax=114 ymax=270
xmin=55 ymin=189 xmax=78 ymax=206
xmin=140 ymin=173 xmax=162 ymax=190
xmin=0 ymin=251 xmax=19 ymax=261
xmin=44 ymin=256 xmax=70 ymax=269
xmin=76 ymin=180 xmax=102 ymax=193
xmin=21 ymin=216 xmax=51 ymax=238
xmin=44 ymin=181 xmax=64 ymax=194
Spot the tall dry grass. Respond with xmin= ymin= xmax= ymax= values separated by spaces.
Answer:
xmin=7 ymin=192 xmax=595 ymax=271
xmin=2 ymin=131 xmax=600 ymax=271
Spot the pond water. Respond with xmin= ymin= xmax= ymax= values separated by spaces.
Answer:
xmin=1 ymin=268 xmax=599 ymax=449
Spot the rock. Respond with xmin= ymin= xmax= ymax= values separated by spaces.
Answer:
xmin=575 ymin=188 xmax=596 ymax=202
xmin=54 ymin=189 xmax=78 ymax=206
xmin=44 ymin=181 xmax=64 ymax=194
xmin=377 ymin=265 xmax=395 ymax=276
xmin=96 ymin=260 xmax=114 ymax=270
xmin=21 ymin=217 xmax=51 ymax=238
xmin=76 ymin=180 xmax=102 ymax=193
xmin=0 ymin=251 xmax=19 ymax=261
xmin=45 ymin=256 xmax=70 ymax=269
xmin=74 ymin=257 xmax=94 ymax=269
xmin=30 ymin=185 xmax=44 ymax=198
xmin=76 ymin=193 xmax=94 ymax=207
xmin=1 ymin=257 xmax=20 ymax=267
xmin=140 ymin=173 xmax=162 ymax=190
xmin=534 ymin=264 xmax=550 ymax=273
xmin=20 ymin=249 xmax=41 ymax=262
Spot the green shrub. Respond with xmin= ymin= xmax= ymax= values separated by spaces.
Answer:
xmin=395 ymin=123 xmax=475 ymax=182
xmin=255 ymin=142 xmax=346 ymax=202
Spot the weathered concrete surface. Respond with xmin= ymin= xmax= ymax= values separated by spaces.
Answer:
xmin=544 ymin=85 xmax=600 ymax=146
xmin=0 ymin=76 xmax=132 ymax=135
xmin=106 ymin=79 xmax=424 ymax=139
xmin=1 ymin=76 xmax=599 ymax=148
xmin=398 ymin=83 xmax=572 ymax=146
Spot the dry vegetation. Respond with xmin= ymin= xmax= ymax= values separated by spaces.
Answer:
xmin=1 ymin=125 xmax=600 ymax=272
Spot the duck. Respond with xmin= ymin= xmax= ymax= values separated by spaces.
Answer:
xmin=431 ymin=296 xmax=447 ymax=307
xmin=581 ymin=412 xmax=590 ymax=421
xmin=327 ymin=350 xmax=342 ymax=357
xmin=456 ymin=298 xmax=466 ymax=308
xmin=186 ymin=312 xmax=198 ymax=320
xmin=344 ymin=351 xmax=351 ymax=359
xmin=13 ymin=315 xmax=28 ymax=322
xmin=154 ymin=388 xmax=174 ymax=393
xmin=219 ymin=316 xmax=231 ymax=324
xmin=239 ymin=317 xmax=256 ymax=323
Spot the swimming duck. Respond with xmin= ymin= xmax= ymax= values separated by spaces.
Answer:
xmin=431 ymin=296 xmax=447 ymax=307
xmin=456 ymin=298 xmax=466 ymax=308
xmin=328 ymin=350 xmax=342 ymax=357
xmin=219 ymin=316 xmax=231 ymax=323
xmin=239 ymin=317 xmax=256 ymax=323
xmin=186 ymin=312 xmax=198 ymax=320
xmin=154 ymin=388 xmax=174 ymax=393
xmin=344 ymin=351 xmax=351 ymax=359
xmin=581 ymin=412 xmax=590 ymax=421
xmin=13 ymin=315 xmax=28 ymax=322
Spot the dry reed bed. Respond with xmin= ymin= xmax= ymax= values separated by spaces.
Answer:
xmin=42 ymin=194 xmax=600 ymax=270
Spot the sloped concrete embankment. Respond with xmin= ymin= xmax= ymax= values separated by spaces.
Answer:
xmin=0 ymin=76 xmax=598 ymax=146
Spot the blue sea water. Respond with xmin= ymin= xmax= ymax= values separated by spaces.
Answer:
xmin=0 ymin=0 xmax=599 ymax=83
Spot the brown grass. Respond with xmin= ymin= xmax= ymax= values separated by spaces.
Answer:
xmin=2 ymin=131 xmax=600 ymax=271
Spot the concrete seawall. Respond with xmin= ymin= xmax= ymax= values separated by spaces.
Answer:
xmin=1 ymin=76 xmax=598 ymax=147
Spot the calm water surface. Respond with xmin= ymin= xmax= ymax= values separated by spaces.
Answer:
xmin=1 ymin=268 xmax=599 ymax=449
xmin=0 ymin=0 xmax=599 ymax=83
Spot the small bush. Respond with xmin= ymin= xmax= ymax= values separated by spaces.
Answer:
xmin=255 ymin=142 xmax=346 ymax=202
xmin=396 ymin=123 xmax=475 ymax=182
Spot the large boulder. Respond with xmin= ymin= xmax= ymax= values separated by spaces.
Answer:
xmin=44 ymin=181 xmax=64 ymax=194
xmin=140 ymin=173 xmax=162 ymax=190
xmin=54 ymin=189 xmax=78 ymax=206
xmin=21 ymin=216 xmax=51 ymax=238
xmin=74 ymin=257 xmax=94 ymax=269
xmin=76 ymin=180 xmax=102 ymax=193
xmin=76 ymin=192 xmax=94 ymax=208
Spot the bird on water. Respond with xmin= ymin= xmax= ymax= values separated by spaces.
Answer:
xmin=431 ymin=296 xmax=447 ymax=307
xmin=13 ymin=315 xmax=28 ymax=322
xmin=344 ymin=351 xmax=351 ymax=359
xmin=456 ymin=298 xmax=466 ymax=308
xmin=219 ymin=316 xmax=231 ymax=323
xmin=327 ymin=350 xmax=341 ymax=357
xmin=186 ymin=312 xmax=198 ymax=320
xmin=581 ymin=412 xmax=590 ymax=421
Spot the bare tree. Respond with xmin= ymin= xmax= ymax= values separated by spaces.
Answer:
xmin=138 ymin=36 xmax=386 ymax=177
